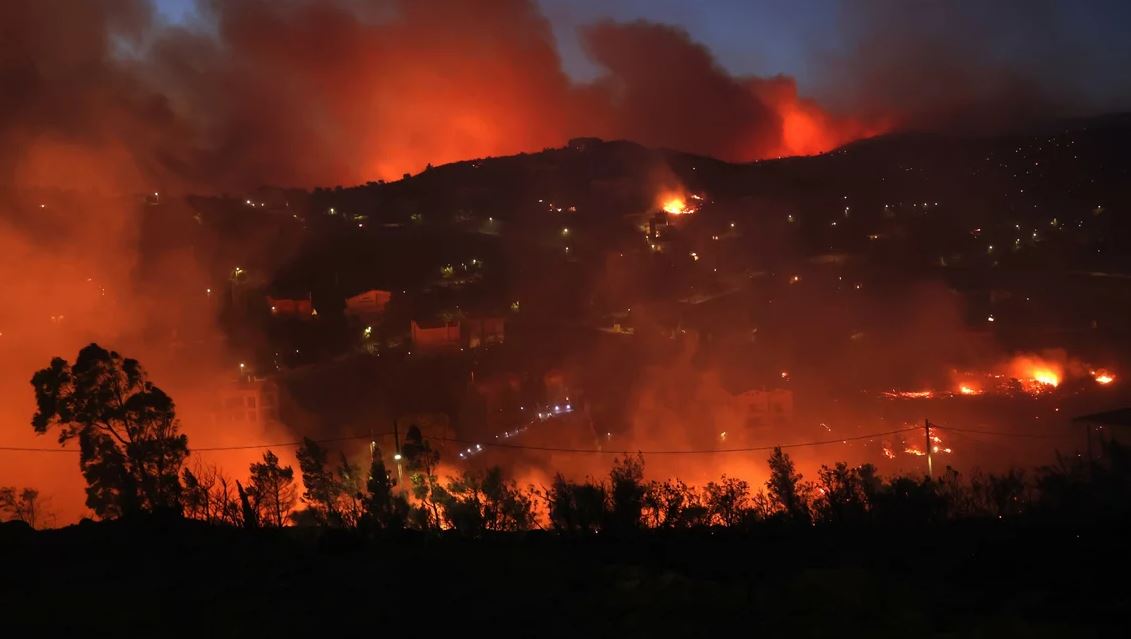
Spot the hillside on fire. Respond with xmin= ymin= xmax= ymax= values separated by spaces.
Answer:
xmin=5 ymin=114 xmax=1131 ymax=520
xmin=6 ymin=0 xmax=1131 ymax=631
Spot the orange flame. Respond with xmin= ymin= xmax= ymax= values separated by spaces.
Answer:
xmin=659 ymin=192 xmax=698 ymax=216
xmin=1093 ymin=369 xmax=1115 ymax=385
xmin=1005 ymin=354 xmax=1063 ymax=394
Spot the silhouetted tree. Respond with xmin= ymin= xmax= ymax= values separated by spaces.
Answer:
xmin=237 ymin=480 xmax=258 ymax=529
xmin=0 ymin=487 xmax=47 ymax=528
xmin=296 ymin=437 xmax=339 ymax=525
xmin=766 ymin=447 xmax=811 ymax=523
xmin=547 ymin=474 xmax=606 ymax=533
xmin=361 ymin=450 xmax=409 ymax=531
xmin=607 ymin=454 xmax=646 ymax=533
xmin=969 ymin=469 xmax=1029 ymax=518
xmin=402 ymin=425 xmax=444 ymax=529
xmin=644 ymin=479 xmax=707 ymax=528
xmin=815 ymin=462 xmax=871 ymax=524
xmin=705 ymin=475 xmax=752 ymax=528
xmin=444 ymin=466 xmax=535 ymax=534
xmin=870 ymin=476 xmax=947 ymax=525
xmin=182 ymin=462 xmax=242 ymax=526
xmin=30 ymin=343 xmax=188 ymax=518
xmin=335 ymin=452 xmax=366 ymax=527
xmin=181 ymin=468 xmax=209 ymax=521
xmin=248 ymin=450 xmax=296 ymax=527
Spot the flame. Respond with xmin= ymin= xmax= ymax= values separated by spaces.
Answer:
xmin=1005 ymin=354 xmax=1063 ymax=394
xmin=882 ymin=390 xmax=934 ymax=399
xmin=749 ymin=75 xmax=892 ymax=158
xmin=660 ymin=193 xmax=697 ymax=216
xmin=958 ymin=384 xmax=980 ymax=396
xmin=1093 ymin=369 xmax=1115 ymax=385
xmin=905 ymin=434 xmax=952 ymax=457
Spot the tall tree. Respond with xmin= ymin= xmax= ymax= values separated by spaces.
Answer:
xmin=705 ymin=475 xmax=752 ymax=528
xmin=30 ymin=343 xmax=188 ymax=518
xmin=361 ymin=449 xmax=408 ymax=531
xmin=296 ymin=437 xmax=339 ymax=525
xmin=607 ymin=454 xmax=646 ymax=533
xmin=401 ymin=425 xmax=444 ymax=529
xmin=248 ymin=450 xmax=296 ymax=527
xmin=766 ymin=447 xmax=811 ymax=523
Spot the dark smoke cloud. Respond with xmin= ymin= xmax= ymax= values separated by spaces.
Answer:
xmin=1 ymin=0 xmax=888 ymax=193
xmin=817 ymin=0 xmax=1131 ymax=131
xmin=4 ymin=0 xmax=1127 ymax=193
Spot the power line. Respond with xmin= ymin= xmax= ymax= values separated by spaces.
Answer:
xmin=0 ymin=446 xmax=78 ymax=454
xmin=433 ymin=427 xmax=921 ymax=455
xmin=2 ymin=422 xmax=1072 ymax=457
xmin=0 ymin=433 xmax=392 ymax=455
xmin=0 ymin=427 xmax=918 ymax=456
xmin=193 ymin=433 xmax=391 ymax=452
xmin=929 ymin=423 xmax=1067 ymax=440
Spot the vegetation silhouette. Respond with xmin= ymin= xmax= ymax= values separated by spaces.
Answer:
xmin=30 ymin=344 xmax=188 ymax=518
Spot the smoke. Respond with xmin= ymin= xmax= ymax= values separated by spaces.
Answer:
xmin=1 ymin=0 xmax=1125 ymax=522
xmin=0 ymin=0 xmax=897 ymax=194
xmin=817 ymin=0 xmax=1131 ymax=132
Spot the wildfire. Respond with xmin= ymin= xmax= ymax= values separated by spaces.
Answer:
xmin=882 ymin=390 xmax=934 ymax=400
xmin=958 ymin=384 xmax=981 ymax=396
xmin=1092 ymin=369 xmax=1115 ymax=385
xmin=659 ymin=192 xmax=699 ymax=216
xmin=1030 ymin=369 xmax=1060 ymax=387
xmin=905 ymin=435 xmax=952 ymax=457
xmin=1005 ymin=354 xmax=1064 ymax=394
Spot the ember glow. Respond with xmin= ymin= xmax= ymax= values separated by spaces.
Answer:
xmin=1093 ymin=370 xmax=1115 ymax=385
xmin=660 ymin=193 xmax=698 ymax=216
xmin=1006 ymin=354 xmax=1064 ymax=393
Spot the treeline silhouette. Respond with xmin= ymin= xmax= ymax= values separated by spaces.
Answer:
xmin=171 ymin=433 xmax=1131 ymax=536
xmin=8 ymin=342 xmax=1131 ymax=534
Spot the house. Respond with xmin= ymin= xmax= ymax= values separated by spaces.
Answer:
xmin=345 ymin=289 xmax=392 ymax=320
xmin=733 ymin=387 xmax=793 ymax=428
xmin=462 ymin=316 xmax=505 ymax=348
xmin=411 ymin=320 xmax=461 ymax=350
xmin=215 ymin=377 xmax=280 ymax=426
xmin=267 ymin=294 xmax=313 ymax=319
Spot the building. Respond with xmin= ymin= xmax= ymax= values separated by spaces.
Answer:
xmin=267 ymin=294 xmax=313 ymax=319
xmin=463 ymin=316 xmax=505 ymax=349
xmin=345 ymin=289 xmax=392 ymax=320
xmin=411 ymin=320 xmax=461 ymax=350
xmin=215 ymin=377 xmax=280 ymax=427
xmin=732 ymin=387 xmax=793 ymax=429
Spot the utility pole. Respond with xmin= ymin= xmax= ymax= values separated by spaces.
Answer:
xmin=925 ymin=418 xmax=933 ymax=478
xmin=393 ymin=419 xmax=403 ymax=485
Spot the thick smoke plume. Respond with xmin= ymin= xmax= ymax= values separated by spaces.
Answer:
xmin=1 ymin=0 xmax=893 ymax=193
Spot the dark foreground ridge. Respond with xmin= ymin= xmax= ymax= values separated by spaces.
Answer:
xmin=2 ymin=516 xmax=1127 ymax=636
